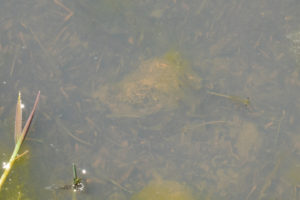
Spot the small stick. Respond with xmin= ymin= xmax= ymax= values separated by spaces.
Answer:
xmin=246 ymin=185 xmax=256 ymax=200
xmin=21 ymin=23 xmax=48 ymax=55
xmin=53 ymin=0 xmax=74 ymax=22
xmin=208 ymin=91 xmax=251 ymax=107
xmin=53 ymin=25 xmax=68 ymax=44
xmin=92 ymin=177 xmax=133 ymax=194
xmin=10 ymin=47 xmax=18 ymax=77
xmin=55 ymin=118 xmax=92 ymax=146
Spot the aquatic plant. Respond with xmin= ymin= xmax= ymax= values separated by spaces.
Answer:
xmin=45 ymin=163 xmax=85 ymax=192
xmin=72 ymin=163 xmax=85 ymax=192
xmin=0 ymin=91 xmax=40 ymax=190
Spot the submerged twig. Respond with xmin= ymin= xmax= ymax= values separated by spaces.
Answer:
xmin=55 ymin=118 xmax=92 ymax=146
xmin=208 ymin=91 xmax=251 ymax=107
xmin=53 ymin=0 xmax=74 ymax=22
xmin=10 ymin=47 xmax=18 ymax=77
xmin=92 ymin=176 xmax=133 ymax=194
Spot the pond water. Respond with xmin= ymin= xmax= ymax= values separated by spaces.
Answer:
xmin=0 ymin=0 xmax=299 ymax=199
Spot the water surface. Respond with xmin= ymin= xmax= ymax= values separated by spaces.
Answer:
xmin=0 ymin=0 xmax=299 ymax=199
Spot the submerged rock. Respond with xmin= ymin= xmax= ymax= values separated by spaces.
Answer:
xmin=93 ymin=51 xmax=202 ymax=118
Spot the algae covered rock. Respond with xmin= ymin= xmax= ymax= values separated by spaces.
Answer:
xmin=131 ymin=179 xmax=195 ymax=200
xmin=93 ymin=51 xmax=202 ymax=118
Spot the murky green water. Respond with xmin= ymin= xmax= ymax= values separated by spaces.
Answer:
xmin=0 ymin=0 xmax=299 ymax=199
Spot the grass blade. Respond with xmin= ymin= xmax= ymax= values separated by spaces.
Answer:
xmin=0 ymin=91 xmax=40 ymax=190
xmin=18 ymin=91 xmax=40 ymax=145
xmin=14 ymin=91 xmax=22 ymax=143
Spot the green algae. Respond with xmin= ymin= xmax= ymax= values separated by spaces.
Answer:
xmin=131 ymin=179 xmax=195 ymax=200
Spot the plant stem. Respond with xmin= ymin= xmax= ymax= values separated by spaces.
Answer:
xmin=0 ymin=139 xmax=22 ymax=190
xmin=0 ymin=91 xmax=40 ymax=190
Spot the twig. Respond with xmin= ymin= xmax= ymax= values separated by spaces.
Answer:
xmin=55 ymin=118 xmax=92 ymax=146
xmin=10 ymin=47 xmax=18 ymax=77
xmin=53 ymin=0 xmax=74 ymax=22
xmin=208 ymin=91 xmax=251 ymax=107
